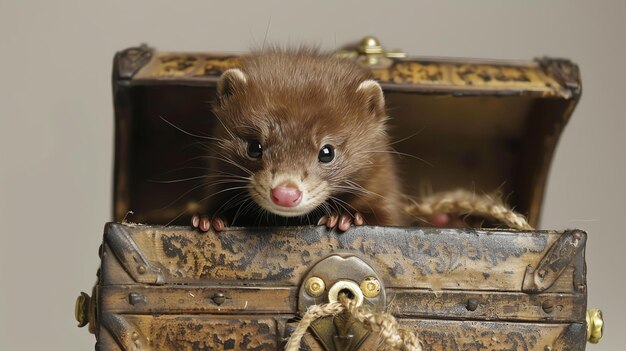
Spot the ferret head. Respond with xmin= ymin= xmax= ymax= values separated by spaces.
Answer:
xmin=211 ymin=50 xmax=390 ymax=218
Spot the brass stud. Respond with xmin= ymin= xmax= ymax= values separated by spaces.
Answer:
xmin=211 ymin=292 xmax=227 ymax=306
xmin=137 ymin=265 xmax=147 ymax=274
xmin=466 ymin=299 xmax=479 ymax=311
xmin=542 ymin=300 xmax=554 ymax=314
xmin=587 ymin=308 xmax=604 ymax=344
xmin=75 ymin=292 xmax=90 ymax=328
xmin=131 ymin=331 xmax=139 ymax=341
xmin=358 ymin=36 xmax=384 ymax=55
xmin=128 ymin=293 xmax=147 ymax=306
xmin=360 ymin=277 xmax=381 ymax=298
xmin=305 ymin=277 xmax=326 ymax=298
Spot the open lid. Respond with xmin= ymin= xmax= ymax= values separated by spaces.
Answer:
xmin=111 ymin=37 xmax=581 ymax=228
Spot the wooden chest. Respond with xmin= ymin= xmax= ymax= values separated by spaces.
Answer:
xmin=76 ymin=37 xmax=603 ymax=350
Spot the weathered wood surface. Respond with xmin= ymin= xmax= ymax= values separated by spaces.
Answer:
xmin=94 ymin=223 xmax=588 ymax=351
xmin=96 ymin=314 xmax=585 ymax=351
xmin=100 ymin=285 xmax=295 ymax=314
xmin=102 ymin=223 xmax=584 ymax=293
xmin=390 ymin=290 xmax=585 ymax=322
xmin=403 ymin=319 xmax=586 ymax=351
xmin=99 ymin=314 xmax=280 ymax=351
xmin=99 ymin=285 xmax=584 ymax=323
xmin=130 ymin=50 xmax=579 ymax=99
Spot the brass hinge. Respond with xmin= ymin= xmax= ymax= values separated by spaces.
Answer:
xmin=336 ymin=36 xmax=406 ymax=69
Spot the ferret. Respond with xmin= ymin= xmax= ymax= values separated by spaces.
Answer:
xmin=192 ymin=48 xmax=409 ymax=232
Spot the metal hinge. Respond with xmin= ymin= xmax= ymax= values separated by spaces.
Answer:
xmin=336 ymin=36 xmax=406 ymax=69
xmin=522 ymin=230 xmax=586 ymax=293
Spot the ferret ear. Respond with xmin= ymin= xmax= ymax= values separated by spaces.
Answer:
xmin=357 ymin=80 xmax=385 ymax=118
xmin=217 ymin=68 xmax=247 ymax=99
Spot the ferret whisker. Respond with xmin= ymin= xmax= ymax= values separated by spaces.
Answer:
xmin=159 ymin=182 xmax=215 ymax=210
xmin=165 ymin=207 xmax=192 ymax=227
xmin=262 ymin=15 xmax=272 ymax=52
xmin=323 ymin=203 xmax=333 ymax=217
xmin=195 ymin=186 xmax=250 ymax=207
xmin=153 ymin=166 xmax=212 ymax=175
xmin=149 ymin=175 xmax=213 ymax=184
xmin=331 ymin=196 xmax=358 ymax=213
xmin=200 ymin=175 xmax=250 ymax=182
xmin=328 ymin=197 xmax=355 ymax=218
xmin=212 ymin=114 xmax=237 ymax=141
xmin=355 ymin=150 xmax=433 ymax=166
xmin=185 ymin=140 xmax=229 ymax=152
xmin=203 ymin=156 xmax=254 ymax=176
xmin=240 ymin=200 xmax=258 ymax=217
xmin=343 ymin=179 xmax=377 ymax=195
xmin=159 ymin=115 xmax=220 ymax=141
xmin=160 ymin=178 xmax=246 ymax=211
xmin=195 ymin=170 xmax=252 ymax=180
xmin=387 ymin=127 xmax=425 ymax=146
xmin=194 ymin=180 xmax=249 ymax=189
xmin=231 ymin=197 xmax=252 ymax=225
xmin=170 ymin=155 xmax=219 ymax=169
xmin=334 ymin=183 xmax=383 ymax=199
xmin=214 ymin=192 xmax=249 ymax=217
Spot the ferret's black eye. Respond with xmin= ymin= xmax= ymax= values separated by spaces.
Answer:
xmin=318 ymin=144 xmax=335 ymax=163
xmin=247 ymin=140 xmax=263 ymax=159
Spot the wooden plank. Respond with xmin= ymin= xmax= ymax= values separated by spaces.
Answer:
xmin=99 ymin=315 xmax=278 ymax=351
xmin=389 ymin=289 xmax=585 ymax=323
xmin=401 ymin=319 xmax=586 ymax=351
xmin=131 ymin=51 xmax=575 ymax=99
xmin=98 ymin=285 xmax=584 ymax=323
xmin=102 ymin=223 xmax=582 ymax=293
xmin=99 ymin=285 xmax=295 ymax=314
xmin=97 ymin=314 xmax=584 ymax=351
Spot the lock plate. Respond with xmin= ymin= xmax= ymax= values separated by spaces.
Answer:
xmin=297 ymin=254 xmax=386 ymax=351
xmin=298 ymin=254 xmax=386 ymax=312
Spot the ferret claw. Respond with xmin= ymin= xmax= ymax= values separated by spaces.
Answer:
xmin=318 ymin=212 xmax=364 ymax=232
xmin=191 ymin=214 xmax=225 ymax=232
xmin=338 ymin=214 xmax=352 ymax=231
xmin=354 ymin=212 xmax=364 ymax=226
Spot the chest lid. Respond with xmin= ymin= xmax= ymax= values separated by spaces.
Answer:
xmin=112 ymin=36 xmax=581 ymax=227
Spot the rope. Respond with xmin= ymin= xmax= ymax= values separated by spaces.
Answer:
xmin=285 ymin=295 xmax=422 ymax=351
xmin=404 ymin=189 xmax=533 ymax=231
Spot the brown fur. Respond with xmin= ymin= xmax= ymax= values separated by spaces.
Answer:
xmin=205 ymin=48 xmax=408 ymax=226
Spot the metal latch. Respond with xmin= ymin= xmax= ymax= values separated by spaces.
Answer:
xmin=297 ymin=254 xmax=386 ymax=351
xmin=336 ymin=36 xmax=406 ymax=69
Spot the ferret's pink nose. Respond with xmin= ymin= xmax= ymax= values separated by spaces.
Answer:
xmin=271 ymin=183 xmax=303 ymax=207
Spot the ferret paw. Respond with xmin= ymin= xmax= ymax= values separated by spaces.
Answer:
xmin=317 ymin=212 xmax=364 ymax=232
xmin=191 ymin=214 xmax=225 ymax=232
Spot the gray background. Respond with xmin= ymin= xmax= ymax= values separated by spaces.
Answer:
xmin=0 ymin=0 xmax=623 ymax=349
